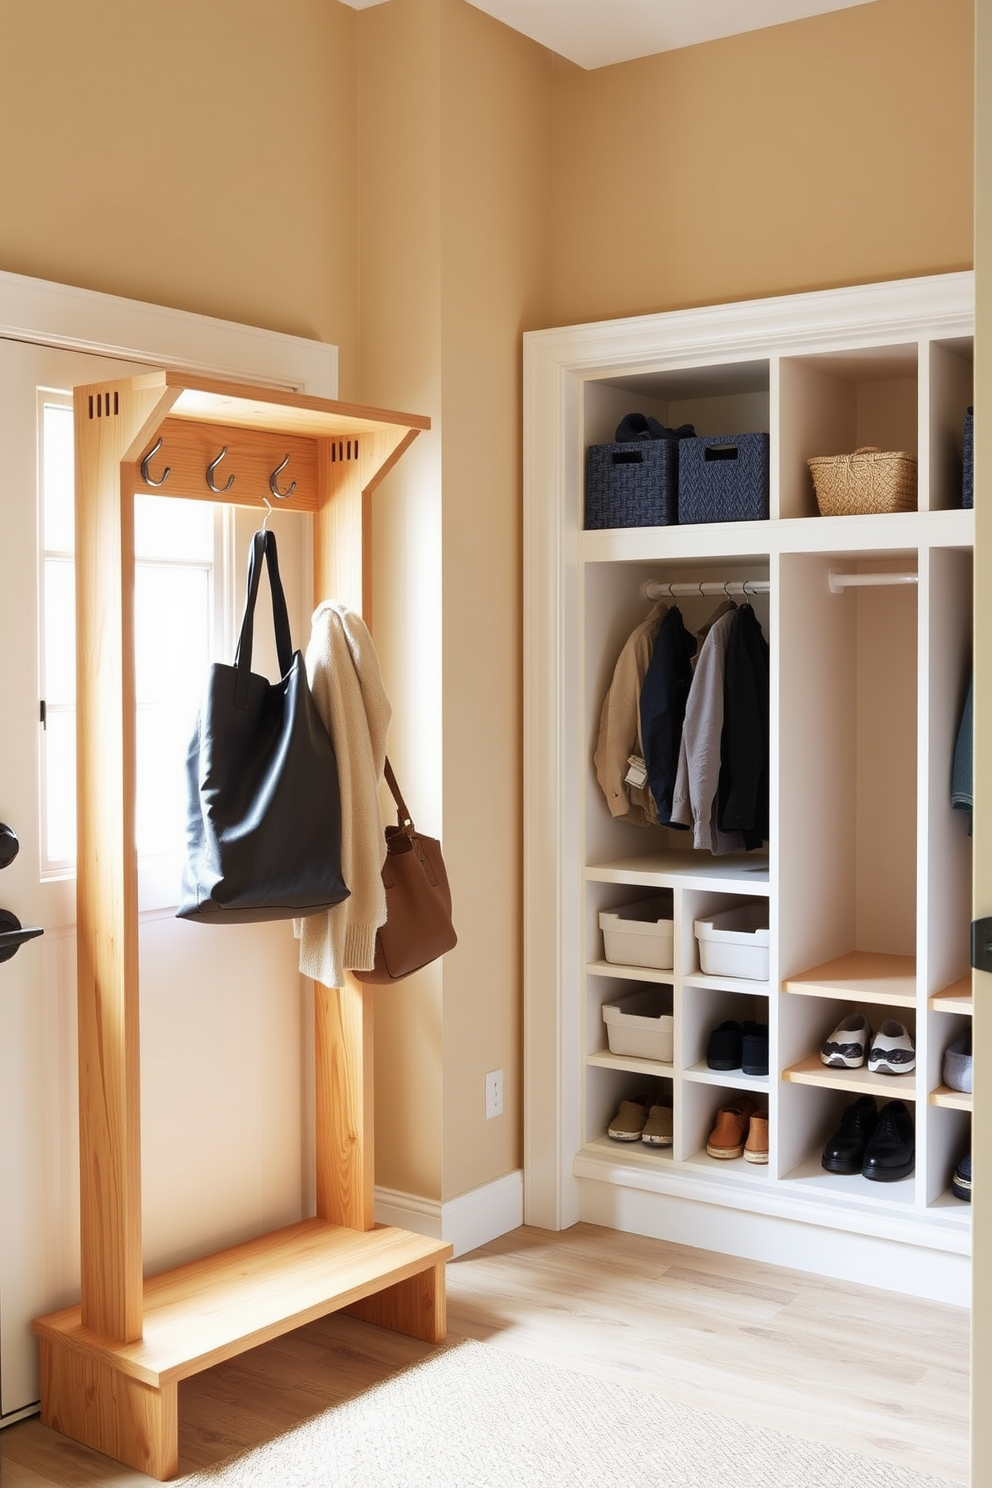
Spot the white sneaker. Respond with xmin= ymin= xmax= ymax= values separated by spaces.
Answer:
xmin=867 ymin=1020 xmax=916 ymax=1076
xmin=820 ymin=1013 xmax=871 ymax=1068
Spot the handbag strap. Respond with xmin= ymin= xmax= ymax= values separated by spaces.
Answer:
xmin=233 ymin=530 xmax=294 ymax=707
xmin=383 ymin=757 xmax=414 ymax=829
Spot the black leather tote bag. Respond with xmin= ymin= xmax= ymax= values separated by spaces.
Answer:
xmin=177 ymin=529 xmax=349 ymax=924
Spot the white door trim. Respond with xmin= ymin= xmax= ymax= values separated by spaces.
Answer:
xmin=0 ymin=267 xmax=336 ymax=395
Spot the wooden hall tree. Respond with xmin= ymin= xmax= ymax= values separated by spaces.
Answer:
xmin=32 ymin=371 xmax=451 ymax=1480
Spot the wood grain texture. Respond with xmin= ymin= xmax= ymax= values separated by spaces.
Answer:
xmin=135 ymin=419 xmax=319 ymax=511
xmin=37 ymin=372 xmax=435 ymax=1479
xmin=74 ymin=380 xmax=180 ymax=1343
xmin=6 ymin=1225 xmax=969 ymax=1485
xmin=344 ymin=1259 xmax=447 ymax=1344
xmin=784 ymin=950 xmax=917 ymax=1004
xmin=34 ymin=1221 xmax=450 ymax=1388
xmin=315 ymin=981 xmax=375 ymax=1231
xmin=783 ymin=1053 xmax=919 ymax=1098
xmin=164 ymin=370 xmax=430 ymax=441
xmin=38 ymin=1337 xmax=178 ymax=1480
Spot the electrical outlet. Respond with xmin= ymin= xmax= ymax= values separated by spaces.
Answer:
xmin=485 ymin=1068 xmax=504 ymax=1120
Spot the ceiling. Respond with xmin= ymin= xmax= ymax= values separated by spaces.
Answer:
xmin=341 ymin=0 xmax=882 ymax=70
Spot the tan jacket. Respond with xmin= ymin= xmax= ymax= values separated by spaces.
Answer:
xmin=593 ymin=601 xmax=668 ymax=825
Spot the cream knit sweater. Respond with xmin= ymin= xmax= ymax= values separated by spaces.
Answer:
xmin=295 ymin=602 xmax=391 ymax=989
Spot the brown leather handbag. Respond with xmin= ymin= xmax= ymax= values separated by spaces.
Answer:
xmin=353 ymin=759 xmax=457 ymax=983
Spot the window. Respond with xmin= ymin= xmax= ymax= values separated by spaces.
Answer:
xmin=39 ymin=394 xmax=231 ymax=906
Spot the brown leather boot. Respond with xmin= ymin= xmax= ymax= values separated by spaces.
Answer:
xmin=706 ymin=1095 xmax=757 ymax=1159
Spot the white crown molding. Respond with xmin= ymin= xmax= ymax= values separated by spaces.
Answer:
xmin=0 ymin=268 xmax=337 ymax=397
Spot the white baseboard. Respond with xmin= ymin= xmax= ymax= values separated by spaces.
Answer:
xmin=578 ymin=1178 xmax=972 ymax=1308
xmin=376 ymin=1170 xmax=523 ymax=1258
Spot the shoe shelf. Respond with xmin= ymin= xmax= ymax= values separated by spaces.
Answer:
xmin=783 ymin=952 xmax=917 ymax=1009
xmin=586 ymin=958 xmax=674 ymax=985
xmin=929 ymin=975 xmax=973 ymax=1013
xmin=929 ymin=1085 xmax=972 ymax=1112
xmin=681 ymin=1149 xmax=771 ymax=1181
xmin=683 ymin=1064 xmax=768 ymax=1092
xmin=587 ymin=1050 xmax=675 ymax=1078
xmin=783 ymin=1158 xmax=920 ymax=1211
xmin=782 ymin=1056 xmax=919 ymax=1100
xmin=583 ymin=1133 xmax=676 ymax=1168
xmin=683 ymin=971 xmax=771 ymax=995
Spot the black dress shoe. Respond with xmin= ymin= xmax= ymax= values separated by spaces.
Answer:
xmin=862 ymin=1100 xmax=915 ymax=1183
xmin=821 ymin=1094 xmax=878 ymax=1174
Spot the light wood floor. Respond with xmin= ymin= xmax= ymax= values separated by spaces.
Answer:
xmin=0 ymin=1222 xmax=970 ymax=1485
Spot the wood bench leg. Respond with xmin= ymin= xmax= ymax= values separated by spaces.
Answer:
xmin=39 ymin=1336 xmax=179 ymax=1481
xmin=344 ymin=1260 xmax=447 ymax=1344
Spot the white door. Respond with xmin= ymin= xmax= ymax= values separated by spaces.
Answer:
xmin=0 ymin=340 xmax=312 ymax=1422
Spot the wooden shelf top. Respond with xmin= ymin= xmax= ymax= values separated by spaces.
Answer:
xmin=783 ymin=951 xmax=916 ymax=1006
xmin=929 ymin=1085 xmax=972 ymax=1112
xmin=930 ymin=976 xmax=973 ymax=1013
xmin=158 ymin=370 xmax=431 ymax=441
xmin=34 ymin=1219 xmax=451 ymax=1388
xmin=783 ymin=1055 xmax=917 ymax=1099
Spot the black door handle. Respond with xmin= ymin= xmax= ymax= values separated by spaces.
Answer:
xmin=0 ymin=909 xmax=43 ymax=963
xmin=0 ymin=823 xmax=18 ymax=870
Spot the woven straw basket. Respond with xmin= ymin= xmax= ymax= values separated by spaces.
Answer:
xmin=807 ymin=446 xmax=917 ymax=517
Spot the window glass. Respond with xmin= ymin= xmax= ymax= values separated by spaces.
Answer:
xmin=40 ymin=400 xmax=223 ymax=891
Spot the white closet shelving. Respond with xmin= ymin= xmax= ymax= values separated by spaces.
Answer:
xmin=523 ymin=273 xmax=974 ymax=1304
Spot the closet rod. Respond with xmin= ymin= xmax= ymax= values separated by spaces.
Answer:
xmin=642 ymin=579 xmax=769 ymax=600
xmin=828 ymin=569 xmax=918 ymax=594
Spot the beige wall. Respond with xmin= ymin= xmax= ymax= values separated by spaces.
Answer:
xmin=358 ymin=0 xmax=446 ymax=1201
xmin=0 ymin=0 xmax=977 ymax=1215
xmin=0 ymin=0 xmax=362 ymax=389
xmin=358 ymin=0 xmax=552 ymax=1201
xmin=549 ymin=0 xmax=974 ymax=326
xmin=437 ymin=0 xmax=552 ymax=1198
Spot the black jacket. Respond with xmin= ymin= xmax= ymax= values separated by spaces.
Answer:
xmin=718 ymin=604 xmax=769 ymax=847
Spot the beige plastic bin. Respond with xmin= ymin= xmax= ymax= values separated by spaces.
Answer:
xmin=694 ymin=901 xmax=769 ymax=980
xmin=599 ymin=897 xmax=674 ymax=970
xmin=602 ymin=987 xmax=674 ymax=1062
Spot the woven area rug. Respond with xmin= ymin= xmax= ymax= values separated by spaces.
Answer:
xmin=182 ymin=1338 xmax=959 ymax=1488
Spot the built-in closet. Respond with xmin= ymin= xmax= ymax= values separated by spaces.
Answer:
xmin=523 ymin=273 xmax=974 ymax=1305
xmin=32 ymin=372 xmax=451 ymax=1480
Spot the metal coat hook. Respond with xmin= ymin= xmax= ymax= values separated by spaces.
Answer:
xmin=269 ymin=454 xmax=296 ymax=500
xmin=206 ymin=446 xmax=235 ymax=494
xmin=140 ymin=437 xmax=170 ymax=487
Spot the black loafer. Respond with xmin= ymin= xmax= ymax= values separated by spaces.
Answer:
xmin=742 ymin=1021 xmax=768 ymax=1076
xmin=862 ymin=1100 xmax=915 ymax=1183
xmin=821 ymin=1094 xmax=878 ymax=1174
xmin=706 ymin=1020 xmax=743 ymax=1070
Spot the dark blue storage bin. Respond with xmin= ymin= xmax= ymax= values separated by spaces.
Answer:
xmin=963 ymin=407 xmax=973 ymax=509
xmin=585 ymin=440 xmax=678 ymax=529
xmin=678 ymin=432 xmax=770 ymax=524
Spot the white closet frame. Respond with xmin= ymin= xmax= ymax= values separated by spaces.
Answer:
xmin=523 ymin=272 xmax=974 ymax=1305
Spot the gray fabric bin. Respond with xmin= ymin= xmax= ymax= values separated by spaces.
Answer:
xmin=585 ymin=439 xmax=678 ymax=529
xmin=678 ymin=432 xmax=769 ymax=524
